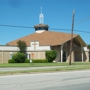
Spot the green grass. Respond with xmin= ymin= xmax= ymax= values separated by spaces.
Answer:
xmin=0 ymin=62 xmax=90 ymax=67
xmin=0 ymin=64 xmax=90 ymax=76
xmin=0 ymin=63 xmax=68 ymax=67
xmin=0 ymin=62 xmax=90 ymax=75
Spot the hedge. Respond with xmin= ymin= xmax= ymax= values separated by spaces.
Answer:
xmin=25 ymin=59 xmax=30 ymax=63
xmin=24 ymin=59 xmax=48 ymax=63
xmin=32 ymin=59 xmax=48 ymax=63
xmin=8 ymin=59 xmax=16 ymax=63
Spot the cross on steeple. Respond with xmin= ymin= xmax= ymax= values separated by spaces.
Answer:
xmin=39 ymin=7 xmax=44 ymax=24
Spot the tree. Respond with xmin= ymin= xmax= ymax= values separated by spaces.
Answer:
xmin=46 ymin=50 xmax=57 ymax=62
xmin=87 ymin=44 xmax=90 ymax=62
xmin=87 ymin=44 xmax=90 ymax=50
xmin=17 ymin=40 xmax=27 ymax=53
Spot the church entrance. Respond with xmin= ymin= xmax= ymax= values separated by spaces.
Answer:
xmin=74 ymin=51 xmax=82 ymax=62
xmin=63 ymin=51 xmax=66 ymax=62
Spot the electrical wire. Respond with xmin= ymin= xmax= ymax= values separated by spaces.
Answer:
xmin=75 ymin=17 xmax=90 ymax=26
xmin=0 ymin=24 xmax=90 ymax=33
xmin=0 ymin=24 xmax=33 ymax=28
xmin=50 ymin=28 xmax=90 ymax=33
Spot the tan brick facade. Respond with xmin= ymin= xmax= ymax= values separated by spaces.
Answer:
xmin=52 ymin=41 xmax=89 ymax=62
xmin=0 ymin=51 xmax=46 ymax=63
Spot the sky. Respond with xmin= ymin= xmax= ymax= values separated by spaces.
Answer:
xmin=0 ymin=0 xmax=90 ymax=45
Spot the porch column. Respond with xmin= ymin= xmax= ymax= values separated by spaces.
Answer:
xmin=71 ymin=51 xmax=75 ymax=62
xmin=61 ymin=44 xmax=63 ymax=62
xmin=2 ymin=50 xmax=4 ymax=64
xmin=38 ymin=50 xmax=40 ymax=59
xmin=81 ymin=46 xmax=84 ymax=62
xmin=27 ymin=54 xmax=29 ymax=59
xmin=80 ymin=41 xmax=84 ymax=62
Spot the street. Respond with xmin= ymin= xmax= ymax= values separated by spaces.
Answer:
xmin=0 ymin=70 xmax=90 ymax=90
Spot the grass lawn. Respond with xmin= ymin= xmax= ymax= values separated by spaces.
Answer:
xmin=0 ymin=62 xmax=90 ymax=67
xmin=0 ymin=62 xmax=90 ymax=75
xmin=0 ymin=62 xmax=68 ymax=67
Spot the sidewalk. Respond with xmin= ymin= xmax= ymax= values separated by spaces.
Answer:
xmin=0 ymin=66 xmax=67 ymax=72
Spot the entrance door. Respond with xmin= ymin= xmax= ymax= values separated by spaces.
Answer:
xmin=74 ymin=52 xmax=81 ymax=62
xmin=63 ymin=51 xmax=66 ymax=62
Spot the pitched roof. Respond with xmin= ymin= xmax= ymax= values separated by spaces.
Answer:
xmin=7 ymin=31 xmax=85 ymax=46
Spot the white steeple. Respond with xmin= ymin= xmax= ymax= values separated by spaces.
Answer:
xmin=34 ymin=7 xmax=49 ymax=33
xmin=39 ymin=7 xmax=44 ymax=24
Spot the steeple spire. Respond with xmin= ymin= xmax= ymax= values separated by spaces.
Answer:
xmin=41 ymin=6 xmax=42 ymax=13
xmin=34 ymin=7 xmax=49 ymax=33
xmin=39 ymin=7 xmax=44 ymax=24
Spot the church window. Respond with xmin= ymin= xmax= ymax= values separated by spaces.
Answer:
xmin=10 ymin=52 xmax=13 ymax=59
xmin=26 ymin=54 xmax=31 ymax=59
xmin=35 ymin=27 xmax=48 ymax=31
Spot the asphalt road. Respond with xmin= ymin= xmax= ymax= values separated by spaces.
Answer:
xmin=0 ymin=70 xmax=90 ymax=90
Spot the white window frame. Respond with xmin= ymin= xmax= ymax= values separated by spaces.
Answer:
xmin=10 ymin=52 xmax=13 ymax=59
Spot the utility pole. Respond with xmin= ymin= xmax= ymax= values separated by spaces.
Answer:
xmin=69 ymin=9 xmax=75 ymax=65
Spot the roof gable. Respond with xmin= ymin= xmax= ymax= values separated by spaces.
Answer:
xmin=7 ymin=31 xmax=85 ymax=46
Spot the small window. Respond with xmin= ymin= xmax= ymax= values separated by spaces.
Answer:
xmin=35 ymin=27 xmax=48 ymax=31
xmin=29 ymin=54 xmax=31 ymax=59
xmin=26 ymin=54 xmax=31 ymax=59
xmin=10 ymin=52 xmax=13 ymax=59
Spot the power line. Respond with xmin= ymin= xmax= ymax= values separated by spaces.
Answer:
xmin=0 ymin=24 xmax=33 ymax=28
xmin=50 ymin=28 xmax=71 ymax=31
xmin=50 ymin=28 xmax=90 ymax=33
xmin=0 ymin=24 xmax=90 ymax=33
xmin=74 ymin=30 xmax=90 ymax=33
xmin=75 ymin=17 xmax=90 ymax=26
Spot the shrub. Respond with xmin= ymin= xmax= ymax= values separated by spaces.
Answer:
xmin=32 ymin=59 xmax=48 ymax=63
xmin=25 ymin=59 xmax=30 ymax=63
xmin=24 ymin=59 xmax=48 ymax=63
xmin=12 ymin=52 xmax=25 ymax=63
xmin=8 ymin=59 xmax=16 ymax=63
xmin=46 ymin=50 xmax=57 ymax=62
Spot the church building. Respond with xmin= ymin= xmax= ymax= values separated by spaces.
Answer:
xmin=0 ymin=8 xmax=89 ymax=63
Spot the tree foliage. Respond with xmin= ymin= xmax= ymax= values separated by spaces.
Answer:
xmin=46 ymin=50 xmax=57 ymax=62
xmin=17 ymin=40 xmax=27 ymax=53
xmin=87 ymin=44 xmax=90 ymax=50
xmin=12 ymin=52 xmax=25 ymax=63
